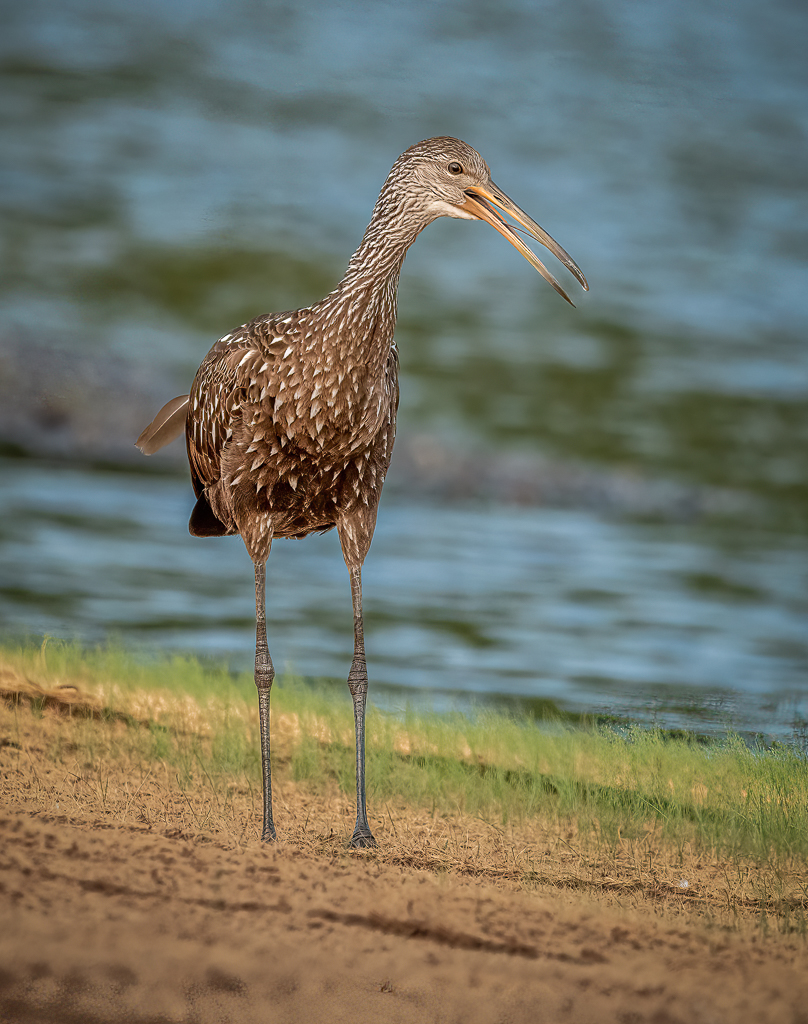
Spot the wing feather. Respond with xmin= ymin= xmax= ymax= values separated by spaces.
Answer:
xmin=187 ymin=332 xmax=279 ymax=490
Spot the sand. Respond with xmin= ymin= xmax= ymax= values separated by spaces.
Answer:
xmin=3 ymin=808 xmax=808 ymax=1024
xmin=1 ymin=686 xmax=807 ymax=1023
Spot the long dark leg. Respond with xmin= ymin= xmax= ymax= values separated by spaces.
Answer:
xmin=254 ymin=560 xmax=276 ymax=842
xmin=348 ymin=566 xmax=375 ymax=847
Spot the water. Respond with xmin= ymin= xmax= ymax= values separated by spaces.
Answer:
xmin=1 ymin=458 xmax=806 ymax=738
xmin=1 ymin=0 xmax=807 ymax=738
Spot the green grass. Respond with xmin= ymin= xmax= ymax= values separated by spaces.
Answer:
xmin=4 ymin=638 xmax=808 ymax=867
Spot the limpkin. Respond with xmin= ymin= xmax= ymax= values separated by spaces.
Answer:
xmin=136 ymin=137 xmax=588 ymax=847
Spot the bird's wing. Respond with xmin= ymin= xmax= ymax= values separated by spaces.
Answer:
xmin=135 ymin=394 xmax=190 ymax=455
xmin=186 ymin=331 xmax=279 ymax=493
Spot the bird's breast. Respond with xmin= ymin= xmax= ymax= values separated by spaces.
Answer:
xmin=260 ymin=344 xmax=398 ymax=458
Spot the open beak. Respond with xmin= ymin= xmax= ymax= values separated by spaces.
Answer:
xmin=461 ymin=182 xmax=588 ymax=305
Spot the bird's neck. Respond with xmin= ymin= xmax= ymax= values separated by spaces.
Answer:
xmin=317 ymin=189 xmax=429 ymax=372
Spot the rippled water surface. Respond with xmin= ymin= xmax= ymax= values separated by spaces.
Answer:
xmin=1 ymin=0 xmax=807 ymax=737
xmin=2 ymin=459 xmax=806 ymax=738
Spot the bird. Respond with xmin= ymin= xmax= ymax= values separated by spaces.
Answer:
xmin=135 ymin=136 xmax=587 ymax=847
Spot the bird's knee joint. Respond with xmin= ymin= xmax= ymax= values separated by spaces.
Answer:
xmin=348 ymin=665 xmax=368 ymax=700
xmin=255 ymin=664 xmax=275 ymax=690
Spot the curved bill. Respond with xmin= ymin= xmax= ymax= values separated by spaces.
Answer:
xmin=461 ymin=182 xmax=588 ymax=306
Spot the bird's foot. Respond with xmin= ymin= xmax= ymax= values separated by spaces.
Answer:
xmin=349 ymin=825 xmax=377 ymax=849
xmin=261 ymin=822 xmax=277 ymax=843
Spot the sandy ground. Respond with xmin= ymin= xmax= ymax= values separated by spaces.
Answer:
xmin=1 ymin=685 xmax=807 ymax=1023
xmin=3 ymin=809 xmax=808 ymax=1024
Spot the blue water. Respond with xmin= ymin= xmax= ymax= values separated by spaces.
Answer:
xmin=1 ymin=459 xmax=805 ymax=738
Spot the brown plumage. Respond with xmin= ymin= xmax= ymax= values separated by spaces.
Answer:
xmin=136 ymin=137 xmax=587 ymax=846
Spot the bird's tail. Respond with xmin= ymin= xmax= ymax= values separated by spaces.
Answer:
xmin=135 ymin=395 xmax=189 ymax=455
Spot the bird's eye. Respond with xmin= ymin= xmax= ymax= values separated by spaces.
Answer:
xmin=447 ymin=162 xmax=463 ymax=175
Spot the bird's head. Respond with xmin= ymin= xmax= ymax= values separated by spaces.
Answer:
xmin=389 ymin=136 xmax=588 ymax=305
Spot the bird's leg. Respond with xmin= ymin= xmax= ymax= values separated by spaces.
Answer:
xmin=254 ymin=560 xmax=276 ymax=842
xmin=347 ymin=566 xmax=376 ymax=848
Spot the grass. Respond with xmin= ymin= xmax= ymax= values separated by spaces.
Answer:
xmin=1 ymin=638 xmax=807 ymax=929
